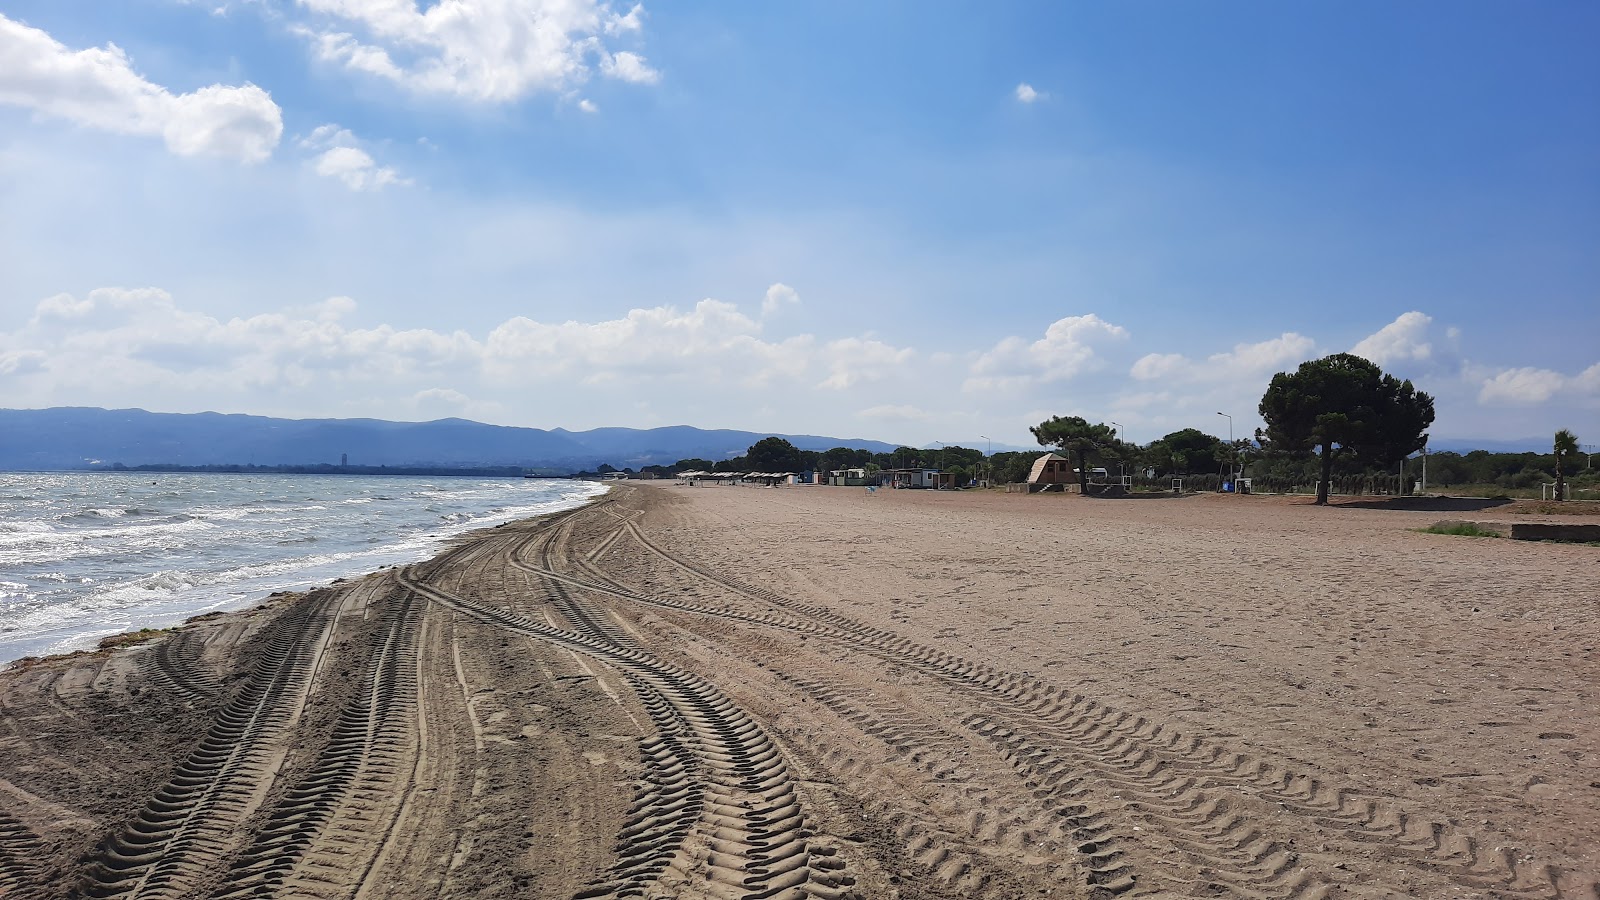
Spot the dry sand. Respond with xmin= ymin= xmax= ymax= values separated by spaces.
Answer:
xmin=0 ymin=483 xmax=1595 ymax=899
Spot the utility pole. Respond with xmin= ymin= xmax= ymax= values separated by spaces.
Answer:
xmin=1216 ymin=413 xmax=1234 ymax=487
xmin=1110 ymin=422 xmax=1125 ymax=481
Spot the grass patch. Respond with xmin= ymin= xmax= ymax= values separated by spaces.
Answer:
xmin=1419 ymin=521 xmax=1502 ymax=538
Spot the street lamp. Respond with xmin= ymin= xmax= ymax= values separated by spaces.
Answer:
xmin=1109 ymin=421 xmax=1125 ymax=481
xmin=1216 ymin=412 xmax=1236 ymax=488
xmin=979 ymin=435 xmax=992 ymax=487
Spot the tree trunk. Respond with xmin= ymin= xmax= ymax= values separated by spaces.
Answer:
xmin=1316 ymin=443 xmax=1334 ymax=505
xmin=1555 ymin=453 xmax=1566 ymax=502
xmin=1075 ymin=449 xmax=1090 ymax=496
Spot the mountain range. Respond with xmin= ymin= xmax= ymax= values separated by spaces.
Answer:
xmin=0 ymin=408 xmax=901 ymax=472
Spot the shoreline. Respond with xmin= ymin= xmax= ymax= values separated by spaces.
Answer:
xmin=0 ymin=474 xmax=611 ymax=662
xmin=1 ymin=482 xmax=1594 ymax=897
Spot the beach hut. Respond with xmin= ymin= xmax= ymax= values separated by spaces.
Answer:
xmin=877 ymin=468 xmax=954 ymax=489
xmin=1027 ymin=453 xmax=1074 ymax=486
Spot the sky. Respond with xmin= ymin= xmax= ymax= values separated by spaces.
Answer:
xmin=1 ymin=1 xmax=1596 ymax=451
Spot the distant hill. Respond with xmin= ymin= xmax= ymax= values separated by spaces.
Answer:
xmin=0 ymin=407 xmax=900 ymax=472
xmin=1425 ymin=437 xmax=1557 ymax=454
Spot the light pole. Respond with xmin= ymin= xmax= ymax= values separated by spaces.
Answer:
xmin=1110 ymin=421 xmax=1125 ymax=481
xmin=979 ymin=435 xmax=992 ymax=486
xmin=1216 ymin=412 xmax=1234 ymax=487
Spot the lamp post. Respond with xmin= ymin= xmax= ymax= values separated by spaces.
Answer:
xmin=1216 ymin=412 xmax=1234 ymax=488
xmin=979 ymin=435 xmax=992 ymax=487
xmin=1110 ymin=421 xmax=1125 ymax=481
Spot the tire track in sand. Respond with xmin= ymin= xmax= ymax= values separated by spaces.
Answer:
xmin=397 ymin=563 xmax=855 ymax=900
xmin=526 ymin=518 xmax=706 ymax=899
xmin=212 ymin=575 xmax=424 ymax=899
xmin=582 ymin=515 xmax=1589 ymax=899
xmin=0 ymin=810 xmax=47 ymax=900
xmin=79 ymin=595 xmax=341 ymax=900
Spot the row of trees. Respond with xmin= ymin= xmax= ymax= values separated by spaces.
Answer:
xmin=1028 ymin=354 xmax=1437 ymax=504
xmin=1030 ymin=353 xmax=1586 ymax=504
xmin=610 ymin=354 xmax=1581 ymax=504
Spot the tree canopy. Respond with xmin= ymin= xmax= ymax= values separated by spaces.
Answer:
xmin=1030 ymin=415 xmax=1119 ymax=493
xmin=1141 ymin=428 xmax=1225 ymax=476
xmin=745 ymin=437 xmax=804 ymax=472
xmin=1553 ymin=429 xmax=1579 ymax=501
xmin=1259 ymin=353 xmax=1435 ymax=504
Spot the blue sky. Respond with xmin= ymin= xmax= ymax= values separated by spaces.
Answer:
xmin=1 ymin=1 xmax=1596 ymax=450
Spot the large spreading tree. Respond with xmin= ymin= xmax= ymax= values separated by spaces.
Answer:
xmin=745 ymin=437 xmax=804 ymax=472
xmin=1030 ymin=415 xmax=1119 ymax=495
xmin=1259 ymin=353 xmax=1435 ymax=505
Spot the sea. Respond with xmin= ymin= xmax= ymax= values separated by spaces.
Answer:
xmin=0 ymin=472 xmax=606 ymax=665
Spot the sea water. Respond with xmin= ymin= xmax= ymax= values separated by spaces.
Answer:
xmin=0 ymin=472 xmax=605 ymax=664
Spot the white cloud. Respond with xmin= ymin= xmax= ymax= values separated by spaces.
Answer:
xmin=816 ymin=338 xmax=913 ymax=390
xmin=600 ymin=50 xmax=660 ymax=85
xmin=484 ymin=298 xmax=811 ymax=385
xmin=300 ymin=124 xmax=407 ymax=191
xmin=967 ymin=314 xmax=1128 ymax=390
xmin=605 ymin=4 xmax=644 ymax=34
xmin=761 ymin=283 xmax=800 ymax=316
xmin=1130 ymin=332 xmax=1314 ymax=383
xmin=292 ymin=0 xmax=660 ymax=102
xmin=0 ymin=350 xmax=47 ymax=376
xmin=578 ymin=98 xmax=598 ymax=113
xmin=1015 ymin=83 xmax=1041 ymax=103
xmin=0 ymin=13 xmax=282 ymax=162
xmin=1477 ymin=363 xmax=1599 ymax=407
xmin=857 ymin=404 xmax=929 ymax=422
xmin=1351 ymin=311 xmax=1432 ymax=365
xmin=30 ymin=292 xmax=96 ymax=324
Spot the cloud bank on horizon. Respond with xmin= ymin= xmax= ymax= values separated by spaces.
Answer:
xmin=0 ymin=2 xmax=1595 ymax=447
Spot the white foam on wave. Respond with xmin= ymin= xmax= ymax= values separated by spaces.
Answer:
xmin=0 ymin=476 xmax=606 ymax=663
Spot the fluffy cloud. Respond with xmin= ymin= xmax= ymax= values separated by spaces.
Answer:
xmin=0 ymin=350 xmax=47 ymax=376
xmin=967 ymin=314 xmax=1127 ymax=391
xmin=761 ymin=283 xmax=800 ymax=316
xmin=1130 ymin=332 xmax=1315 ymax=383
xmin=1014 ymin=83 xmax=1040 ymax=103
xmin=1351 ymin=311 xmax=1432 ymax=365
xmin=484 ymin=299 xmax=813 ymax=385
xmin=0 ymin=13 xmax=282 ymax=162
xmin=300 ymin=124 xmax=407 ymax=191
xmin=816 ymin=338 xmax=913 ymax=390
xmin=599 ymin=50 xmax=660 ymax=85
xmin=293 ymin=0 xmax=659 ymax=102
xmin=1477 ymin=362 xmax=1600 ymax=407
xmin=857 ymin=404 xmax=929 ymax=422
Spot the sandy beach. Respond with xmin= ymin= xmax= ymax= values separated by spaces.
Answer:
xmin=1 ymin=483 xmax=1596 ymax=899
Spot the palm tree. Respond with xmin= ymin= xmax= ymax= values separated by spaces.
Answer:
xmin=1553 ymin=429 xmax=1578 ymax=502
